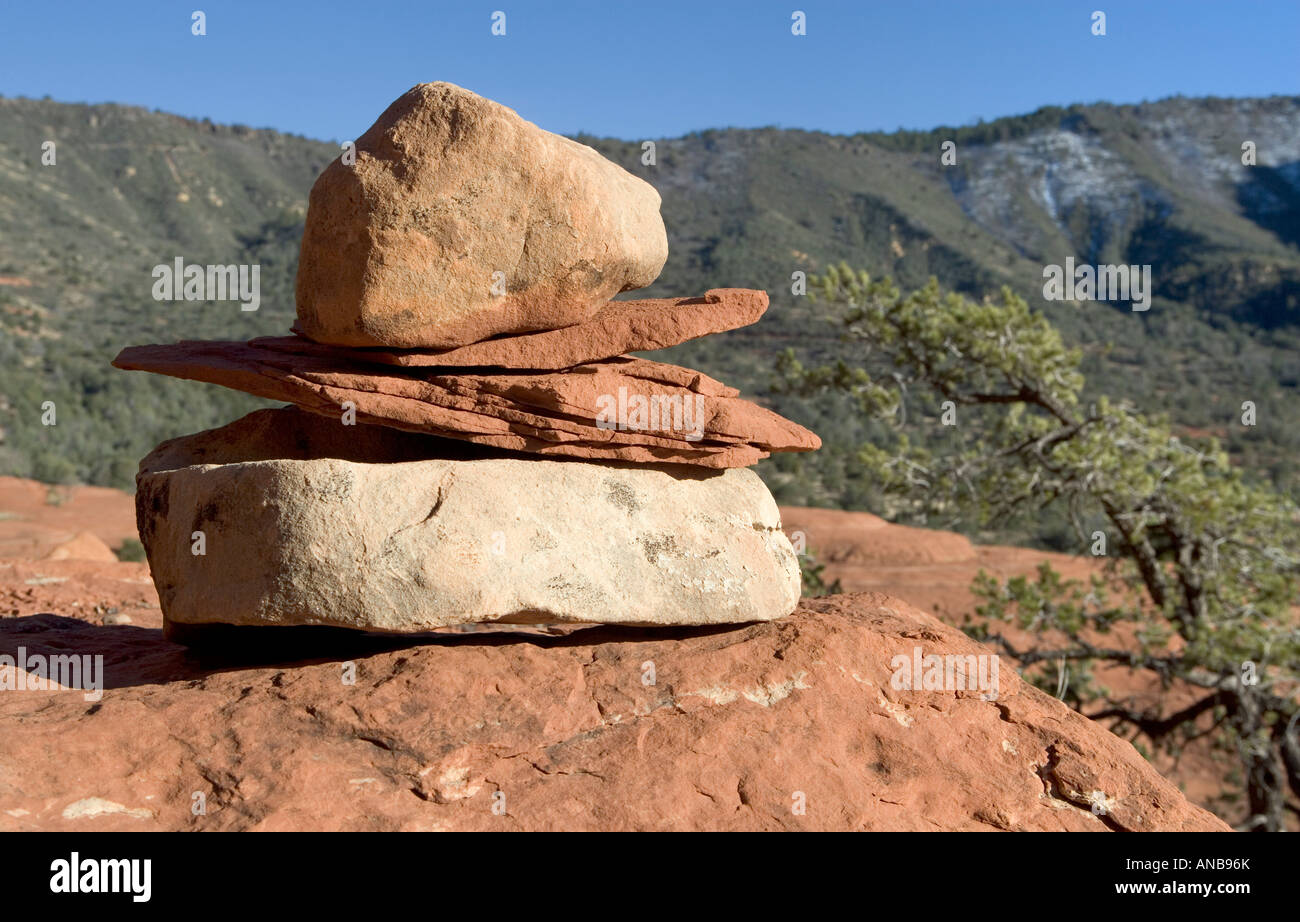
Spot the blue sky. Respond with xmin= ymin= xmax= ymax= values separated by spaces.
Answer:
xmin=2 ymin=1 xmax=1296 ymax=141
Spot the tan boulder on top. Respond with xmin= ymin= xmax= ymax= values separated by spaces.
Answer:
xmin=296 ymin=82 xmax=669 ymax=349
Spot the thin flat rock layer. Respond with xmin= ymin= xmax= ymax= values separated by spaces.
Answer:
xmin=267 ymin=289 xmax=768 ymax=369
xmin=113 ymin=341 xmax=820 ymax=468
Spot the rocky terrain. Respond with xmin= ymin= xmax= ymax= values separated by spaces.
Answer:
xmin=783 ymin=507 xmax=1266 ymax=825
xmin=0 ymin=476 xmax=1229 ymax=831
xmin=0 ymin=86 xmax=1255 ymax=831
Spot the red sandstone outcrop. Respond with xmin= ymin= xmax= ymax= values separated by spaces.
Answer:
xmin=43 ymin=531 xmax=118 ymax=563
xmin=0 ymin=587 xmax=1225 ymax=831
xmin=780 ymin=505 xmax=1271 ymax=827
xmin=0 ymin=477 xmax=138 ymax=560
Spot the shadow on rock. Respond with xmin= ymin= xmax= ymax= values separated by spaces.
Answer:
xmin=0 ymin=612 xmax=752 ymax=689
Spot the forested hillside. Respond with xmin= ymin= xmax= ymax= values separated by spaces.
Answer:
xmin=1 ymin=93 xmax=1297 ymax=548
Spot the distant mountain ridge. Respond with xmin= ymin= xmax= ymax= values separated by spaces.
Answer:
xmin=1 ymin=92 xmax=1297 ymax=544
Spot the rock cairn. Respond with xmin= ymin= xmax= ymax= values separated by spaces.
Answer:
xmin=113 ymin=83 xmax=820 ymax=640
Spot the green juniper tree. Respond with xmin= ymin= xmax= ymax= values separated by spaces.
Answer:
xmin=776 ymin=265 xmax=1300 ymax=831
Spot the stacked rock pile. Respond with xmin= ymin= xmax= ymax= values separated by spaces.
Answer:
xmin=113 ymin=83 xmax=819 ymax=641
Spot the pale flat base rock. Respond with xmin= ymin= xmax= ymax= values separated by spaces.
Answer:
xmin=137 ymin=409 xmax=800 ymax=634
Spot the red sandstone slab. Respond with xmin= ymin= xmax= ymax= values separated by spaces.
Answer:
xmin=112 ymin=341 xmax=820 ymax=468
xmin=262 ymin=288 xmax=768 ymax=369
